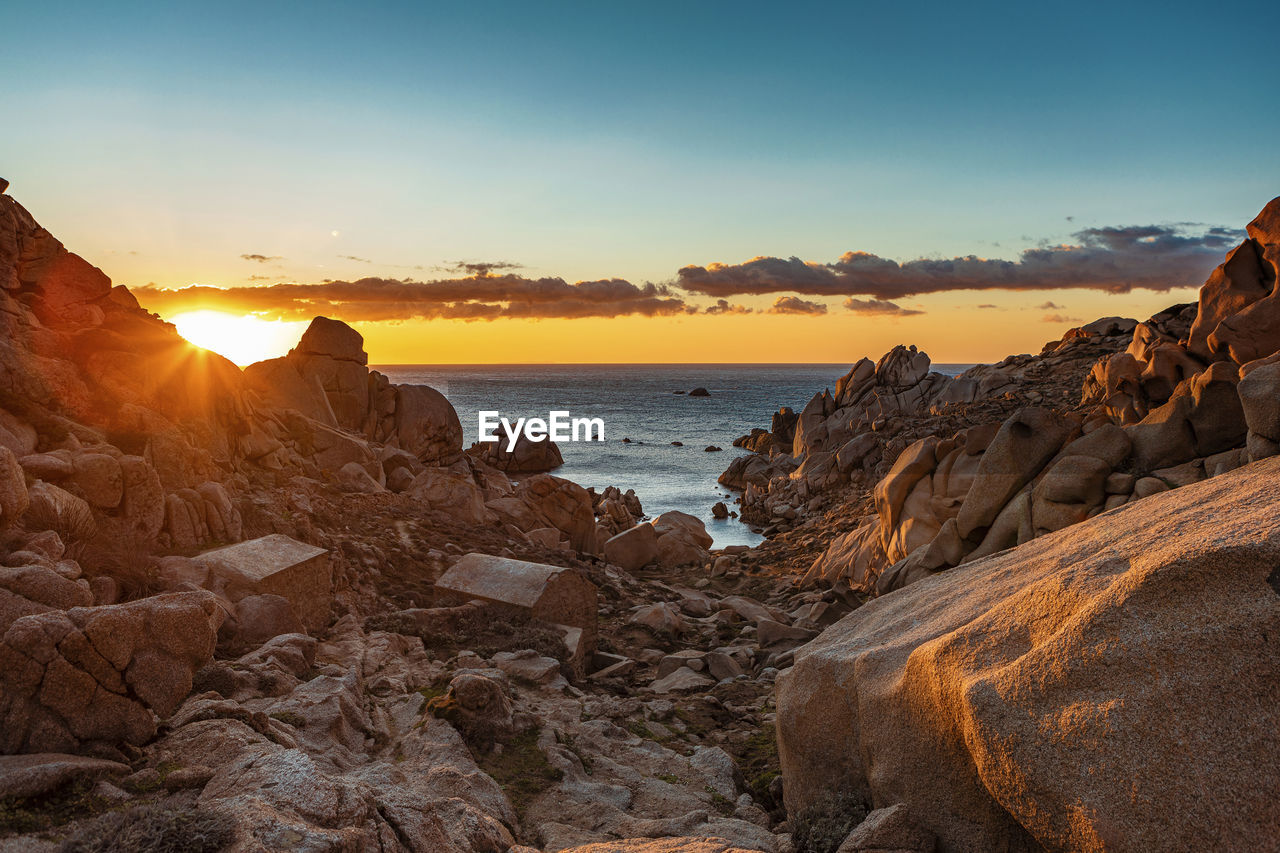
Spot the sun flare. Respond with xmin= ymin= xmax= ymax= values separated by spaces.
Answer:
xmin=171 ymin=310 xmax=308 ymax=367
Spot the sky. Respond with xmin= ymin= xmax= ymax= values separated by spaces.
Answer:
xmin=2 ymin=0 xmax=1277 ymax=365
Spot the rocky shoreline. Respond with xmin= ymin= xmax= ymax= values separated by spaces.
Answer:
xmin=0 ymin=187 xmax=1277 ymax=853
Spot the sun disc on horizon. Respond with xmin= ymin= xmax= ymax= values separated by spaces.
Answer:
xmin=171 ymin=310 xmax=308 ymax=367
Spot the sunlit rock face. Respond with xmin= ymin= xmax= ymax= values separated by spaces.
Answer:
xmin=778 ymin=455 xmax=1280 ymax=853
xmin=0 ymin=190 xmax=470 ymax=556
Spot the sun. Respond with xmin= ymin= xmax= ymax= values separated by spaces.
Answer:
xmin=171 ymin=310 xmax=309 ymax=367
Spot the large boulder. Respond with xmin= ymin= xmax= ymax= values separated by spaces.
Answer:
xmin=243 ymin=356 xmax=338 ymax=425
xmin=652 ymin=511 xmax=713 ymax=567
xmin=408 ymin=469 xmax=494 ymax=526
xmin=954 ymin=408 xmax=1072 ymax=541
xmin=393 ymin=383 xmax=463 ymax=465
xmin=286 ymin=317 xmax=371 ymax=430
xmin=70 ymin=452 xmax=123 ymax=508
xmin=293 ymin=315 xmax=368 ymax=365
xmin=514 ymin=474 xmax=599 ymax=553
xmin=776 ymin=456 xmax=1280 ymax=853
xmin=604 ymin=522 xmax=660 ymax=572
xmin=23 ymin=481 xmax=96 ymax=545
xmin=0 ymin=591 xmax=225 ymax=754
xmin=1188 ymin=197 xmax=1280 ymax=363
xmin=1238 ymin=360 xmax=1280 ymax=443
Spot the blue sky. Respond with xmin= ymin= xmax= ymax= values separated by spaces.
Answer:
xmin=2 ymin=1 xmax=1277 ymax=362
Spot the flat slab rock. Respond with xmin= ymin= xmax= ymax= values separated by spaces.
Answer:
xmin=0 ymin=753 xmax=129 ymax=799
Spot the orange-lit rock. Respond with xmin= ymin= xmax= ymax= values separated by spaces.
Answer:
xmin=778 ymin=456 xmax=1280 ymax=852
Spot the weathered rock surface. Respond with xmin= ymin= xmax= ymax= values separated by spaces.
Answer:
xmin=0 ymin=591 xmax=225 ymax=753
xmin=778 ymin=457 xmax=1280 ymax=853
xmin=0 ymin=752 xmax=130 ymax=799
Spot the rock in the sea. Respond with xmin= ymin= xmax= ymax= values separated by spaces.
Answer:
xmin=469 ymin=432 xmax=564 ymax=473
xmin=689 ymin=387 xmax=711 ymax=397
xmin=777 ymin=456 xmax=1280 ymax=853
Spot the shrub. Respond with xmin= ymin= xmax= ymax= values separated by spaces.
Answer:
xmin=475 ymin=729 xmax=562 ymax=823
xmin=792 ymin=792 xmax=869 ymax=853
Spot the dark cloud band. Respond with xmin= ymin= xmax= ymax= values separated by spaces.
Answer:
xmin=676 ymin=224 xmax=1241 ymax=299
xmin=134 ymin=275 xmax=692 ymax=321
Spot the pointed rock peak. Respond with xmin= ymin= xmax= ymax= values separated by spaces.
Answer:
xmin=875 ymin=343 xmax=932 ymax=388
xmin=292 ymin=316 xmax=368 ymax=365
xmin=1246 ymin=196 xmax=1280 ymax=244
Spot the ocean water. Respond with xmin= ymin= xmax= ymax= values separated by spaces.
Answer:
xmin=377 ymin=364 xmax=974 ymax=547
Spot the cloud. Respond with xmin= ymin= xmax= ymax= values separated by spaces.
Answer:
xmin=1041 ymin=313 xmax=1081 ymax=324
xmin=676 ymin=223 xmax=1242 ymax=299
xmin=704 ymin=299 xmax=755 ymax=315
xmin=842 ymin=298 xmax=924 ymax=317
xmin=240 ymin=253 xmax=282 ymax=263
xmin=339 ymin=255 xmax=372 ymax=263
xmin=133 ymin=274 xmax=691 ymax=322
xmin=768 ymin=296 xmax=827 ymax=315
xmin=976 ymin=303 xmax=999 ymax=309
xmin=1036 ymin=301 xmax=1065 ymax=310
xmin=447 ymin=260 xmax=522 ymax=278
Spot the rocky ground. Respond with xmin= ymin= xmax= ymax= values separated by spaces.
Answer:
xmin=0 ymin=185 xmax=1278 ymax=853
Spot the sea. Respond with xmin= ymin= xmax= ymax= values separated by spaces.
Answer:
xmin=377 ymin=364 xmax=975 ymax=547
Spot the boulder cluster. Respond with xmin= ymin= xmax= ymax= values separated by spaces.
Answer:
xmin=726 ymin=198 xmax=1280 ymax=601
xmin=0 ymin=186 xmax=767 ymax=851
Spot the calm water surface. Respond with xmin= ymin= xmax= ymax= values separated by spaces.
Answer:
xmin=377 ymin=364 xmax=973 ymax=547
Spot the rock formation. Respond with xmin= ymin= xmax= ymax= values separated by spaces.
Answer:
xmin=729 ymin=197 xmax=1280 ymax=597
xmin=468 ymin=432 xmax=565 ymax=473
xmin=777 ymin=455 xmax=1280 ymax=852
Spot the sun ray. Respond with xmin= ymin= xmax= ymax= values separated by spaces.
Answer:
xmin=170 ymin=310 xmax=309 ymax=367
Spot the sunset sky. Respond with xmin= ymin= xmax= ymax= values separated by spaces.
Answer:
xmin=3 ymin=1 xmax=1277 ymax=365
